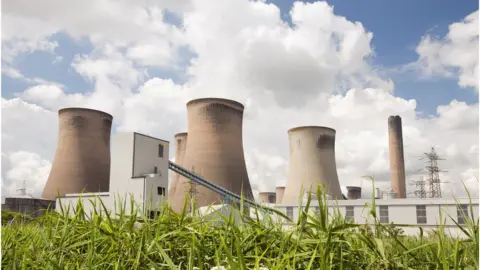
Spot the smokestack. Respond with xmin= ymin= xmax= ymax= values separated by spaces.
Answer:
xmin=168 ymin=132 xmax=188 ymax=202
xmin=42 ymin=108 xmax=112 ymax=200
xmin=282 ymin=126 xmax=344 ymax=204
xmin=275 ymin=186 xmax=285 ymax=204
xmin=346 ymin=186 xmax=362 ymax=199
xmin=388 ymin=115 xmax=406 ymax=198
xmin=258 ymin=192 xmax=276 ymax=204
xmin=170 ymin=98 xmax=254 ymax=212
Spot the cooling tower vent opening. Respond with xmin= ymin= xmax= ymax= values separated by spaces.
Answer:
xmin=59 ymin=107 xmax=114 ymax=118
xmin=287 ymin=126 xmax=336 ymax=134
xmin=186 ymin=98 xmax=245 ymax=111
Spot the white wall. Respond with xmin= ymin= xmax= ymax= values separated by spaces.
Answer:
xmin=57 ymin=132 xmax=171 ymax=218
xmin=272 ymin=198 xmax=478 ymax=237
xmin=133 ymin=133 xmax=169 ymax=211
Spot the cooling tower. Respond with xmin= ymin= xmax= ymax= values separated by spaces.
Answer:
xmin=170 ymin=98 xmax=254 ymax=212
xmin=168 ymin=132 xmax=188 ymax=202
xmin=42 ymin=108 xmax=112 ymax=200
xmin=282 ymin=126 xmax=344 ymax=204
xmin=346 ymin=186 xmax=362 ymax=200
xmin=275 ymin=186 xmax=285 ymax=204
xmin=388 ymin=115 xmax=406 ymax=198
xmin=258 ymin=192 xmax=276 ymax=204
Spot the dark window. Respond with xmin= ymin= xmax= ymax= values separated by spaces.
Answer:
xmin=416 ymin=205 xmax=427 ymax=224
xmin=457 ymin=204 xmax=468 ymax=225
xmin=268 ymin=195 xmax=276 ymax=203
xmin=379 ymin=206 xmax=389 ymax=223
xmin=149 ymin=210 xmax=161 ymax=219
xmin=158 ymin=144 xmax=164 ymax=158
xmin=157 ymin=187 xmax=166 ymax=196
xmin=345 ymin=206 xmax=354 ymax=222
xmin=286 ymin=207 xmax=293 ymax=219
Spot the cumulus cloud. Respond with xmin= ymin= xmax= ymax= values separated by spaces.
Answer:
xmin=2 ymin=0 xmax=186 ymax=66
xmin=2 ymin=151 xmax=52 ymax=199
xmin=411 ymin=10 xmax=479 ymax=89
xmin=1 ymin=0 xmax=478 ymax=200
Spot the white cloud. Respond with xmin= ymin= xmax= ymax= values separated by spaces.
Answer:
xmin=19 ymin=84 xmax=85 ymax=111
xmin=2 ymin=0 xmax=186 ymax=66
xmin=2 ymin=151 xmax=52 ymax=199
xmin=1 ymin=0 xmax=478 ymax=200
xmin=411 ymin=10 xmax=479 ymax=90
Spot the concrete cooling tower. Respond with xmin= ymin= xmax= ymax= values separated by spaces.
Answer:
xmin=388 ymin=115 xmax=406 ymax=198
xmin=170 ymin=98 xmax=254 ymax=212
xmin=42 ymin=108 xmax=112 ymax=200
xmin=275 ymin=186 xmax=285 ymax=204
xmin=282 ymin=126 xmax=344 ymax=204
xmin=168 ymin=132 xmax=188 ymax=202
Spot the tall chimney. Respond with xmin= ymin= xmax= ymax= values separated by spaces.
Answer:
xmin=388 ymin=115 xmax=406 ymax=198
xmin=42 ymin=108 xmax=112 ymax=200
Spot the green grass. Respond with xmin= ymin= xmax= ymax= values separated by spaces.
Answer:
xmin=2 ymin=185 xmax=478 ymax=269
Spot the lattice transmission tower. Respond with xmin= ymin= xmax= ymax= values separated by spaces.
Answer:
xmin=410 ymin=177 xmax=427 ymax=199
xmin=419 ymin=147 xmax=447 ymax=198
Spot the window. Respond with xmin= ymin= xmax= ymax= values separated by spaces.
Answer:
xmin=157 ymin=187 xmax=166 ymax=196
xmin=379 ymin=206 xmax=389 ymax=223
xmin=457 ymin=204 xmax=469 ymax=225
xmin=286 ymin=207 xmax=293 ymax=220
xmin=345 ymin=206 xmax=354 ymax=222
xmin=158 ymin=144 xmax=164 ymax=158
xmin=416 ymin=205 xmax=427 ymax=224
xmin=149 ymin=211 xmax=161 ymax=219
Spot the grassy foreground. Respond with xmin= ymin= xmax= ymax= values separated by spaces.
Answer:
xmin=2 ymin=189 xmax=479 ymax=269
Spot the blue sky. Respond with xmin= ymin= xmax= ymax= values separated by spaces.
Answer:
xmin=2 ymin=0 xmax=478 ymax=116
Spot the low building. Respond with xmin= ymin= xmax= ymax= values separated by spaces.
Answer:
xmin=2 ymin=196 xmax=55 ymax=218
xmin=56 ymin=132 xmax=170 ymax=218
xmin=270 ymin=197 xmax=478 ymax=237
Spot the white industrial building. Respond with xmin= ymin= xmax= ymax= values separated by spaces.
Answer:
xmin=56 ymin=132 xmax=478 ymax=238
xmin=56 ymin=132 xmax=170 ymax=218
xmin=257 ymin=197 xmax=478 ymax=237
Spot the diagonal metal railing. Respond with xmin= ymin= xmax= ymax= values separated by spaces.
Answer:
xmin=168 ymin=161 xmax=278 ymax=214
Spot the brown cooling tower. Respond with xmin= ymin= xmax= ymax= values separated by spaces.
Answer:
xmin=388 ymin=115 xmax=406 ymax=198
xmin=282 ymin=126 xmax=344 ymax=204
xmin=275 ymin=186 xmax=285 ymax=204
xmin=346 ymin=186 xmax=362 ymax=200
xmin=170 ymin=98 xmax=254 ymax=212
xmin=168 ymin=132 xmax=188 ymax=202
xmin=42 ymin=108 xmax=112 ymax=200
xmin=258 ymin=192 xmax=276 ymax=204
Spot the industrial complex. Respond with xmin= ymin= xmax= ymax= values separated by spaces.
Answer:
xmin=3 ymin=98 xmax=478 ymax=237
